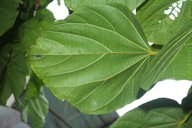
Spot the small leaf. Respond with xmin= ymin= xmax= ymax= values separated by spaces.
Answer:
xmin=65 ymin=0 xmax=145 ymax=11
xmin=111 ymin=107 xmax=192 ymax=128
xmin=0 ymin=0 xmax=19 ymax=36
xmin=136 ymin=0 xmax=192 ymax=45
xmin=29 ymin=4 xmax=153 ymax=114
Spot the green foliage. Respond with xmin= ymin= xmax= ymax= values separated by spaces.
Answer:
xmin=65 ymin=0 xmax=145 ymax=11
xmin=111 ymin=107 xmax=192 ymax=128
xmin=29 ymin=4 xmax=152 ymax=114
xmin=19 ymin=9 xmax=54 ymax=49
xmin=0 ymin=0 xmax=192 ymax=127
xmin=141 ymin=29 xmax=192 ymax=90
xmin=21 ymin=75 xmax=48 ymax=128
xmin=137 ymin=0 xmax=192 ymax=45
xmin=0 ymin=44 xmax=30 ymax=104
xmin=0 ymin=0 xmax=19 ymax=36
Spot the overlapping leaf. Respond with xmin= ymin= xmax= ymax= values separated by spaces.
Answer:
xmin=22 ymin=76 xmax=48 ymax=128
xmin=29 ymin=4 xmax=152 ymax=113
xmin=0 ymin=0 xmax=19 ymax=36
xmin=111 ymin=107 xmax=192 ymax=128
xmin=65 ymin=0 xmax=145 ymax=11
xmin=141 ymin=28 xmax=192 ymax=90
xmin=136 ymin=0 xmax=192 ymax=45
xmin=19 ymin=9 xmax=54 ymax=49
xmin=0 ymin=44 xmax=30 ymax=104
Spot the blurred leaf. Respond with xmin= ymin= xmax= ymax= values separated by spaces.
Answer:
xmin=19 ymin=9 xmax=54 ymax=49
xmin=0 ymin=44 xmax=12 ymax=79
xmin=22 ymin=78 xmax=48 ymax=128
xmin=182 ymin=92 xmax=192 ymax=113
xmin=29 ymin=4 xmax=153 ymax=114
xmin=0 ymin=0 xmax=19 ymax=36
xmin=111 ymin=107 xmax=192 ymax=128
xmin=0 ymin=44 xmax=30 ymax=104
xmin=43 ymin=87 xmax=118 ymax=128
xmin=65 ymin=0 xmax=145 ymax=11
xmin=0 ymin=105 xmax=30 ymax=128
xmin=137 ymin=0 xmax=192 ymax=45
xmin=139 ymin=98 xmax=180 ymax=111
xmin=188 ymin=86 xmax=192 ymax=94
xmin=40 ymin=0 xmax=54 ymax=7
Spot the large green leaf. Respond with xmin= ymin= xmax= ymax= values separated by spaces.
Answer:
xmin=29 ymin=4 xmax=152 ymax=113
xmin=111 ymin=107 xmax=192 ymax=128
xmin=141 ymin=28 xmax=192 ymax=90
xmin=0 ymin=0 xmax=19 ymax=36
xmin=65 ymin=0 xmax=146 ymax=11
xmin=136 ymin=0 xmax=192 ymax=45
xmin=0 ymin=44 xmax=30 ymax=104
xmin=43 ymin=87 xmax=118 ymax=128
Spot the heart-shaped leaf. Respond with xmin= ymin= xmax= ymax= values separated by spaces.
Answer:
xmin=29 ymin=4 xmax=152 ymax=114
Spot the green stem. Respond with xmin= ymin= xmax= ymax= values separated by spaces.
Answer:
xmin=177 ymin=111 xmax=192 ymax=128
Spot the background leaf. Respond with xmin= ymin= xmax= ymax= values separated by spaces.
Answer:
xmin=136 ymin=0 xmax=192 ymax=45
xmin=65 ymin=0 xmax=146 ymax=11
xmin=29 ymin=4 xmax=153 ymax=114
xmin=141 ymin=28 xmax=192 ymax=90
xmin=0 ymin=44 xmax=30 ymax=104
xmin=19 ymin=9 xmax=54 ymax=49
xmin=43 ymin=87 xmax=118 ymax=128
xmin=0 ymin=0 xmax=19 ymax=36
xmin=111 ymin=100 xmax=192 ymax=128
xmin=22 ymin=76 xmax=48 ymax=128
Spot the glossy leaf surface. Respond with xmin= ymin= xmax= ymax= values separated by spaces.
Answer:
xmin=29 ymin=4 xmax=152 ymax=113
xmin=65 ymin=0 xmax=145 ymax=11
xmin=0 ymin=0 xmax=19 ymax=36
xmin=137 ymin=0 xmax=192 ymax=45
xmin=111 ymin=107 xmax=192 ymax=128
